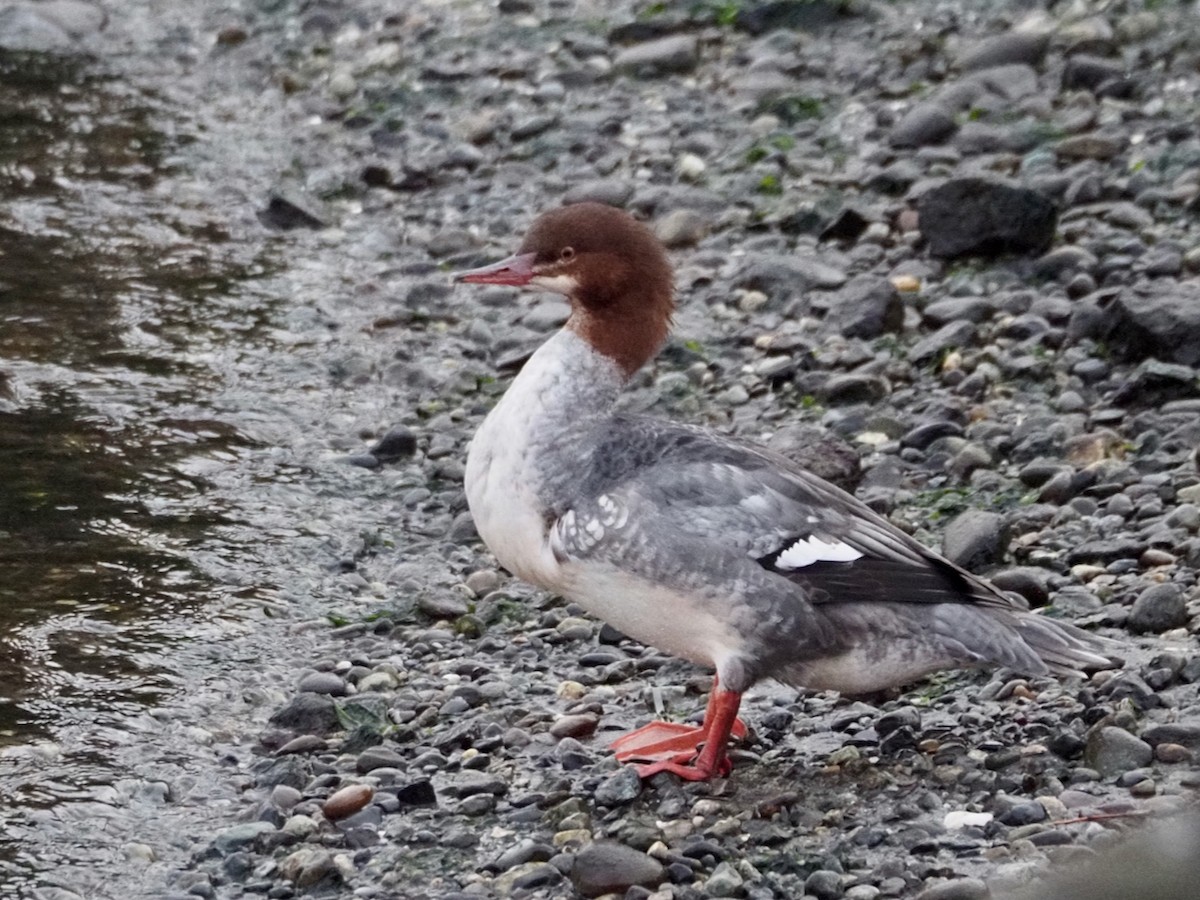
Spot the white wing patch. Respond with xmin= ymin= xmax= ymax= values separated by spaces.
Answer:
xmin=775 ymin=535 xmax=864 ymax=569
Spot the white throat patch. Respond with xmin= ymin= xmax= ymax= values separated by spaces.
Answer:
xmin=530 ymin=273 xmax=579 ymax=296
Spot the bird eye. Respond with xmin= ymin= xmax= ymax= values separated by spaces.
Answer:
xmin=560 ymin=246 xmax=575 ymax=261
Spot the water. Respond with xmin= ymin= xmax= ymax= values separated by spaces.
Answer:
xmin=0 ymin=12 xmax=464 ymax=890
xmin=0 ymin=46 xmax=278 ymax=893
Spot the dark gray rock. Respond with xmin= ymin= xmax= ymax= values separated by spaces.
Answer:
xmin=824 ymin=276 xmax=903 ymax=339
xmin=593 ymin=766 xmax=642 ymax=806
xmin=356 ymin=745 xmax=406 ymax=774
xmin=918 ymin=178 xmax=1056 ymax=258
xmin=1062 ymin=55 xmax=1137 ymax=98
xmin=1065 ymin=538 xmax=1147 ymax=565
xmin=734 ymin=253 xmax=848 ymax=301
xmin=957 ymin=31 xmax=1049 ymax=71
xmin=1035 ymin=246 xmax=1099 ymax=278
xmin=999 ymin=800 xmax=1048 ymax=826
xmin=1128 ymin=583 xmax=1188 ymax=634
xmin=1091 ymin=283 xmax=1200 ymax=366
xmin=213 ymin=821 xmax=276 ymax=854
xmin=570 ymin=841 xmax=665 ymax=898
xmin=1085 ymin=726 xmax=1153 ymax=776
xmin=942 ymin=509 xmax=1007 ymax=570
xmin=734 ymin=0 xmax=858 ymax=35
xmin=922 ymin=296 xmax=996 ymax=325
xmin=495 ymin=861 xmax=561 ymax=894
xmin=417 ymin=592 xmax=470 ymax=619
xmin=442 ymin=771 xmax=508 ymax=798
xmin=369 ymin=426 xmax=418 ymax=462
xmin=269 ymin=693 xmax=339 ymax=735
xmin=819 ymin=374 xmax=890 ymax=406
xmin=819 ymin=207 xmax=870 ymax=244
xmin=890 ymin=103 xmax=958 ymax=149
xmin=258 ymin=193 xmax=326 ymax=230
xmin=908 ymin=320 xmax=977 ymax=364
xmin=1141 ymin=720 xmax=1200 ymax=750
xmin=867 ymin=159 xmax=921 ymax=194
xmin=489 ymin=840 xmax=556 ymax=874
xmin=901 ymin=420 xmax=965 ymax=450
xmin=393 ymin=779 xmax=437 ymax=806
xmin=990 ymin=568 xmax=1050 ymax=607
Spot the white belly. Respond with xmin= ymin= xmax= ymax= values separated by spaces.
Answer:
xmin=556 ymin=561 xmax=743 ymax=671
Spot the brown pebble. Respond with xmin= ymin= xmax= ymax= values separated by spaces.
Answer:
xmin=215 ymin=26 xmax=248 ymax=46
xmin=322 ymin=783 xmax=373 ymax=821
xmin=1140 ymin=548 xmax=1176 ymax=568
xmin=1155 ymin=742 xmax=1192 ymax=764
xmin=549 ymin=713 xmax=599 ymax=739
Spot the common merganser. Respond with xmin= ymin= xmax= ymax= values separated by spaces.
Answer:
xmin=455 ymin=202 xmax=1114 ymax=781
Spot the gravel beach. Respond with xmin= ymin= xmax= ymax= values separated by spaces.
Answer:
xmin=3 ymin=0 xmax=1199 ymax=898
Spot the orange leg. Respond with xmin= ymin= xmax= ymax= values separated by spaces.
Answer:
xmin=609 ymin=676 xmax=747 ymax=781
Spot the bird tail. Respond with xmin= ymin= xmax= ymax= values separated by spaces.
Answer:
xmin=1013 ymin=613 xmax=1121 ymax=676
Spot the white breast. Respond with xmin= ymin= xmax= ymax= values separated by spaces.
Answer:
xmin=465 ymin=330 xmax=622 ymax=589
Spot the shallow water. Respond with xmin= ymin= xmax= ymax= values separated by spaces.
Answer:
xmin=0 ymin=47 xmax=282 ymax=892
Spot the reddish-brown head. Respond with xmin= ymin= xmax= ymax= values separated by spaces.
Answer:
xmin=455 ymin=202 xmax=675 ymax=377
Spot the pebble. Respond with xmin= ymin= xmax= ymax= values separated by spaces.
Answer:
xmin=594 ymin=766 xmax=642 ymax=806
xmin=549 ymin=714 xmax=598 ymax=739
xmin=322 ymin=784 xmax=373 ymax=821
xmin=356 ymin=746 xmax=405 ymax=773
xmin=212 ymin=821 xmax=275 ymax=854
xmin=570 ymin=842 xmax=665 ymax=897
xmin=1128 ymin=584 xmax=1188 ymax=633
xmin=280 ymin=847 xmax=339 ymax=889
xmin=296 ymin=669 xmax=348 ymax=695
xmin=890 ymin=104 xmax=957 ymax=149
xmin=655 ymin=208 xmax=710 ymax=248
xmin=495 ymin=861 xmax=562 ymax=894
xmin=958 ymin=31 xmax=1049 ymax=71
xmin=612 ymin=35 xmax=698 ymax=76
xmin=417 ymin=592 xmax=470 ymax=619
xmin=942 ymin=509 xmax=1006 ymax=570
xmin=1154 ymin=743 xmax=1192 ymax=763
xmin=1085 ymin=727 xmax=1154 ymax=777
xmin=805 ymin=869 xmax=844 ymax=900
xmin=271 ymin=784 xmax=302 ymax=811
